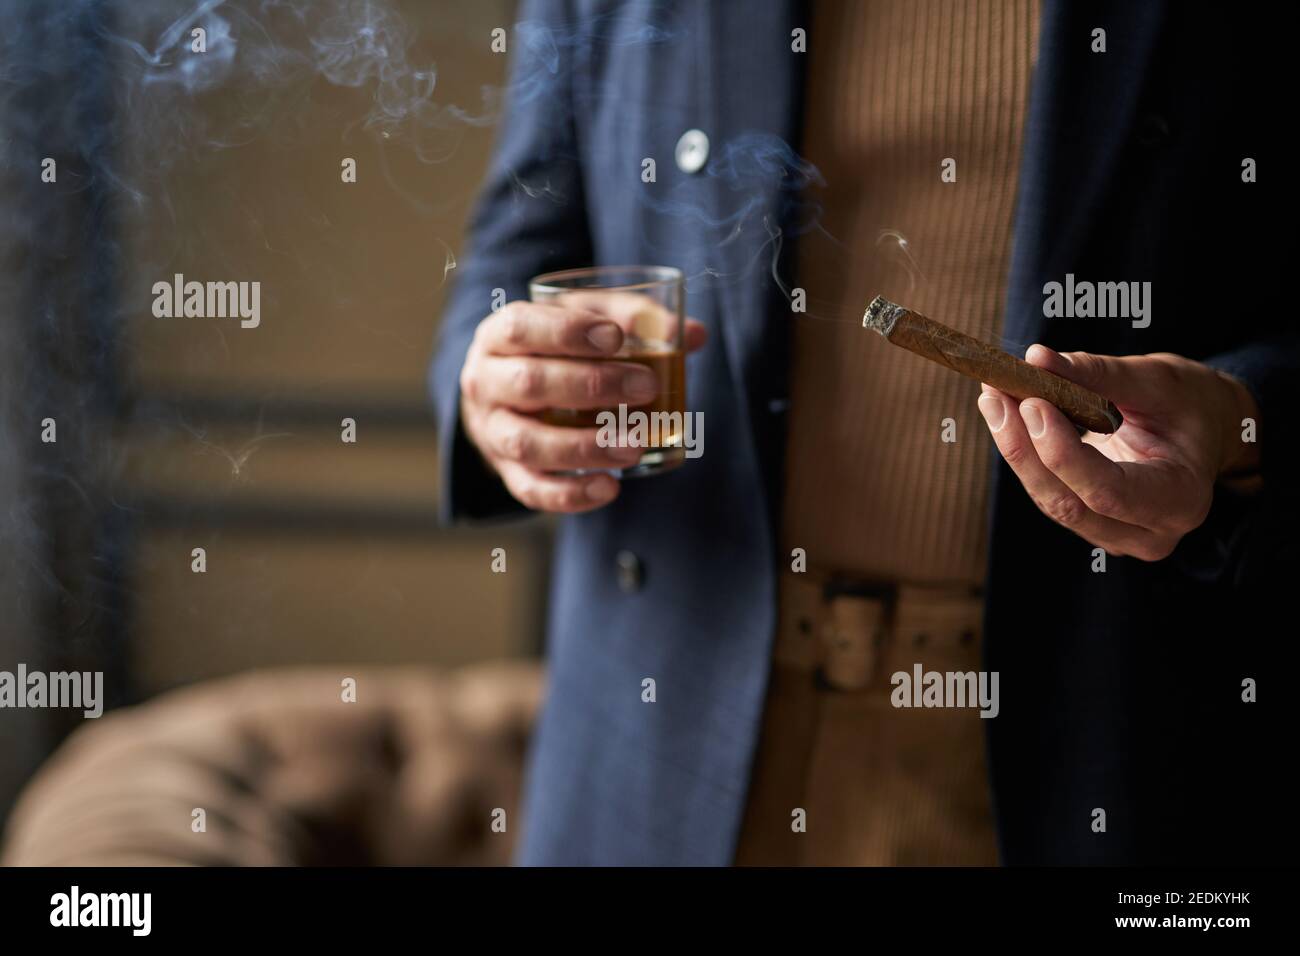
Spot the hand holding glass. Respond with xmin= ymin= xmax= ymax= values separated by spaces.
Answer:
xmin=529 ymin=266 xmax=688 ymax=477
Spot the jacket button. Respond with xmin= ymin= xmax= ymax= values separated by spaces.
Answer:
xmin=675 ymin=129 xmax=709 ymax=174
xmin=615 ymin=550 xmax=644 ymax=593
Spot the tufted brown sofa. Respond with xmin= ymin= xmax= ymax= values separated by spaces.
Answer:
xmin=1 ymin=661 xmax=544 ymax=866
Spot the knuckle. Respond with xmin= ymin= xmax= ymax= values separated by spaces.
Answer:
xmin=500 ymin=309 xmax=528 ymax=347
xmin=459 ymin=365 xmax=478 ymax=402
xmin=582 ymin=366 xmax=609 ymax=400
xmin=1039 ymin=492 xmax=1086 ymax=527
xmin=1151 ymin=356 xmax=1184 ymax=382
xmin=1036 ymin=441 xmax=1066 ymax=470
xmin=1000 ymin=439 xmax=1033 ymax=469
xmin=511 ymin=361 xmax=544 ymax=400
xmin=498 ymin=424 xmax=530 ymax=462
xmin=1083 ymin=484 xmax=1123 ymax=518
xmin=1071 ymin=353 xmax=1105 ymax=386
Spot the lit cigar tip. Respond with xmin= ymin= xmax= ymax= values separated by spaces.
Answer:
xmin=863 ymin=295 xmax=906 ymax=336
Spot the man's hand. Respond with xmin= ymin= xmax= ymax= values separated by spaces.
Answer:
xmin=977 ymin=346 xmax=1260 ymax=561
xmin=458 ymin=298 xmax=707 ymax=513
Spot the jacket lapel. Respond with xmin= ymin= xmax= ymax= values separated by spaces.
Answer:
xmin=696 ymin=0 xmax=806 ymax=444
xmin=1003 ymin=0 xmax=1169 ymax=350
xmin=695 ymin=0 xmax=1169 ymax=514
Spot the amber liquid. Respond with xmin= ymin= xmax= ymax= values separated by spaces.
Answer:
xmin=542 ymin=343 xmax=686 ymax=446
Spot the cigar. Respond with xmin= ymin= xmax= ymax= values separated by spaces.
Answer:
xmin=862 ymin=296 xmax=1123 ymax=434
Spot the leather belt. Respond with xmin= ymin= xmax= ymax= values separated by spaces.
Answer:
xmin=774 ymin=571 xmax=984 ymax=692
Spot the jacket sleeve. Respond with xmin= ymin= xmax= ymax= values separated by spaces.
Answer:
xmin=1179 ymin=332 xmax=1300 ymax=585
xmin=428 ymin=0 xmax=594 ymax=524
xmin=1205 ymin=333 xmax=1300 ymax=486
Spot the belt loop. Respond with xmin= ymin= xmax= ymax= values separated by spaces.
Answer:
xmin=818 ymin=579 xmax=894 ymax=692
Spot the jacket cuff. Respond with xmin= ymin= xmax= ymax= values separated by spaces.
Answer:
xmin=1204 ymin=343 xmax=1297 ymax=483
xmin=1175 ymin=344 xmax=1295 ymax=583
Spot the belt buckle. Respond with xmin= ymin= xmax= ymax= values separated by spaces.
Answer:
xmin=816 ymin=577 xmax=894 ymax=693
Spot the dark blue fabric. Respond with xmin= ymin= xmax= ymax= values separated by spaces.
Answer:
xmin=431 ymin=1 xmax=1291 ymax=864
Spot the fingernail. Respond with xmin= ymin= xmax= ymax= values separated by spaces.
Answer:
xmin=586 ymin=322 xmax=621 ymax=354
xmin=623 ymin=368 xmax=657 ymax=401
xmin=1021 ymin=401 xmax=1045 ymax=438
xmin=977 ymin=393 xmax=1006 ymax=432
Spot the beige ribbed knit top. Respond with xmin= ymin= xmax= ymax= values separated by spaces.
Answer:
xmin=784 ymin=0 xmax=1041 ymax=587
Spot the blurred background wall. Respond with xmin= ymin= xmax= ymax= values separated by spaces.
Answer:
xmin=0 ymin=0 xmax=544 ymax=824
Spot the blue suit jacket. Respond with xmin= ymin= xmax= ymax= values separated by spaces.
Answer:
xmin=431 ymin=0 xmax=1293 ymax=864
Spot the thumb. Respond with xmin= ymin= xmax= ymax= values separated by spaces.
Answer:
xmin=1025 ymin=344 xmax=1146 ymax=407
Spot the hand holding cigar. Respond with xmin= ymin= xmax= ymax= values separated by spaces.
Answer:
xmin=863 ymin=296 xmax=1122 ymax=433
xmin=861 ymin=295 xmax=1263 ymax=562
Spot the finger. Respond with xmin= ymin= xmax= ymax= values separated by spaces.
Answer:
xmin=1016 ymin=397 xmax=1153 ymax=527
xmin=554 ymin=289 xmax=668 ymax=331
xmin=475 ymin=355 xmax=659 ymax=411
xmin=531 ymin=290 xmax=704 ymax=355
xmin=476 ymin=302 xmax=626 ymax=357
xmin=1024 ymin=344 xmax=1149 ymax=408
xmin=978 ymin=389 xmax=1167 ymax=558
xmin=483 ymin=408 xmax=643 ymax=471
xmin=496 ymin=460 xmax=620 ymax=514
xmin=1020 ymin=396 xmax=1207 ymax=535
xmin=553 ymin=290 xmax=695 ymax=348
xmin=684 ymin=318 xmax=708 ymax=353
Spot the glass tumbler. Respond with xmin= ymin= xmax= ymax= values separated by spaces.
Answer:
xmin=528 ymin=265 xmax=687 ymax=477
